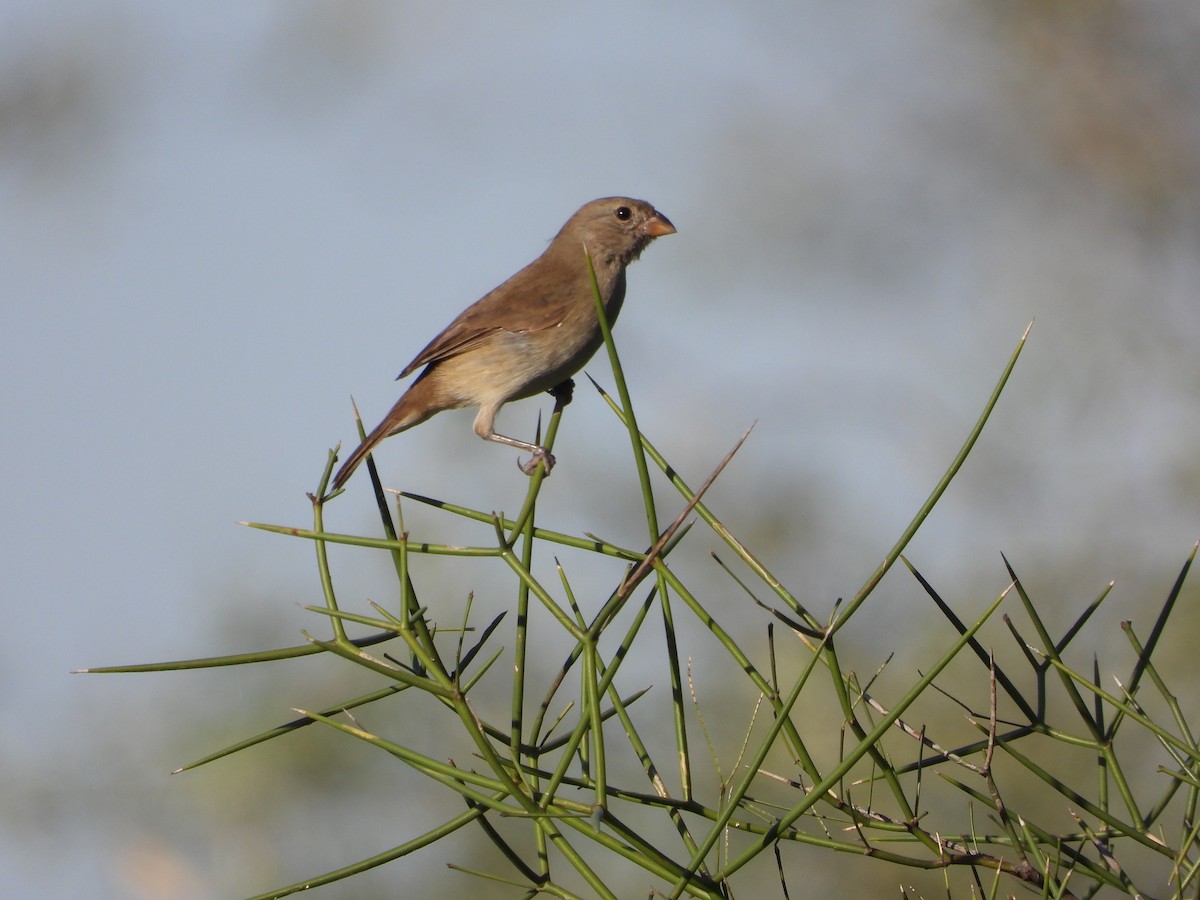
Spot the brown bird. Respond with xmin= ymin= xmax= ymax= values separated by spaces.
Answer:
xmin=331 ymin=197 xmax=675 ymax=490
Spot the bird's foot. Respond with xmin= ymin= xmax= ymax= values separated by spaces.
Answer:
xmin=548 ymin=378 xmax=575 ymax=407
xmin=518 ymin=447 xmax=556 ymax=476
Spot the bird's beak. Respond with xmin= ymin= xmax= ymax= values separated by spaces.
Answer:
xmin=644 ymin=211 xmax=677 ymax=238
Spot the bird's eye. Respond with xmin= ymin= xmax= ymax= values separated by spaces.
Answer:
xmin=615 ymin=206 xmax=632 ymax=220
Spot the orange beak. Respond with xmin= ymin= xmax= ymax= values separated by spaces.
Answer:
xmin=645 ymin=211 xmax=677 ymax=238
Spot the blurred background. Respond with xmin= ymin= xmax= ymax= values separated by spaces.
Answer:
xmin=3 ymin=2 xmax=1198 ymax=897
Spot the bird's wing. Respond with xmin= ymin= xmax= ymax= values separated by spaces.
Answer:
xmin=397 ymin=266 xmax=574 ymax=379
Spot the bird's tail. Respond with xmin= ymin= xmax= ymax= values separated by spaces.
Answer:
xmin=330 ymin=422 xmax=389 ymax=491
xmin=330 ymin=379 xmax=441 ymax=491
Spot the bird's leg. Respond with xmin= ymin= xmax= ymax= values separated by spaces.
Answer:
xmin=473 ymin=405 xmax=556 ymax=476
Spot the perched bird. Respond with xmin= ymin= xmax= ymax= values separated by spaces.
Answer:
xmin=331 ymin=197 xmax=675 ymax=490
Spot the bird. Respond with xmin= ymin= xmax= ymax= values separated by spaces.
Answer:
xmin=330 ymin=196 xmax=675 ymax=491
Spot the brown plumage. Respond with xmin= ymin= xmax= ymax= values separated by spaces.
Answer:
xmin=331 ymin=197 xmax=675 ymax=490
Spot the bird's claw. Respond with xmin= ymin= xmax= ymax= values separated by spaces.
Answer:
xmin=518 ymin=448 xmax=556 ymax=476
